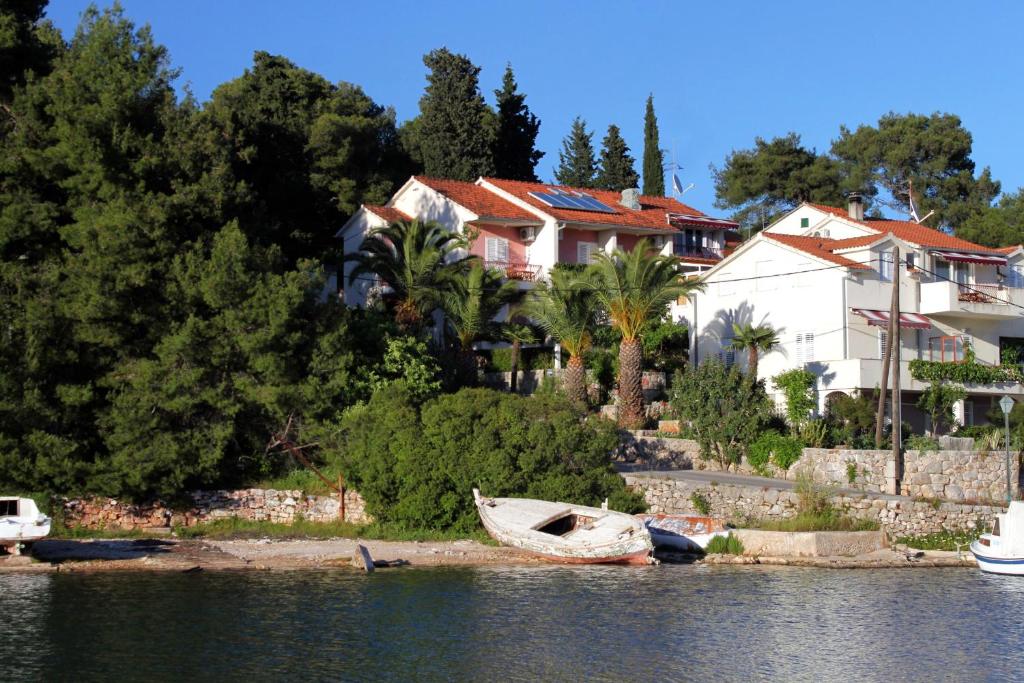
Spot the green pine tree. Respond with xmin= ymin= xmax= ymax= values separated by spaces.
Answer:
xmin=596 ymin=124 xmax=640 ymax=192
xmin=492 ymin=64 xmax=543 ymax=181
xmin=554 ymin=116 xmax=597 ymax=188
xmin=415 ymin=47 xmax=495 ymax=181
xmin=642 ymin=95 xmax=665 ymax=196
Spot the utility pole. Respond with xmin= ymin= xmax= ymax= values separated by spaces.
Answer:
xmin=891 ymin=247 xmax=903 ymax=493
xmin=875 ymin=249 xmax=899 ymax=448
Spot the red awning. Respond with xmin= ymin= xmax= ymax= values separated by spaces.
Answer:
xmin=932 ymin=250 xmax=1007 ymax=266
xmin=666 ymin=213 xmax=740 ymax=230
xmin=852 ymin=309 xmax=932 ymax=329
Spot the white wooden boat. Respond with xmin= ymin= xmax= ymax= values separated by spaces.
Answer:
xmin=473 ymin=490 xmax=654 ymax=565
xmin=637 ymin=514 xmax=730 ymax=551
xmin=0 ymin=497 xmax=51 ymax=555
xmin=971 ymin=501 xmax=1024 ymax=575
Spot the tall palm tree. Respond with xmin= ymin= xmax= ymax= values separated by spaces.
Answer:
xmin=346 ymin=220 xmax=474 ymax=331
xmin=525 ymin=268 xmax=600 ymax=405
xmin=729 ymin=323 xmax=780 ymax=378
xmin=441 ymin=263 xmax=524 ymax=386
xmin=590 ymin=239 xmax=704 ymax=428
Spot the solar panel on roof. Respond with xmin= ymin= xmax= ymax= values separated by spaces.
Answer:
xmin=528 ymin=191 xmax=616 ymax=213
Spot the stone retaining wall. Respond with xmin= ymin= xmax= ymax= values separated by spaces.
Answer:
xmin=63 ymin=487 xmax=371 ymax=531
xmin=623 ymin=473 xmax=1003 ymax=537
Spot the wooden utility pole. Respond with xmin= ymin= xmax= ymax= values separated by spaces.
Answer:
xmin=891 ymin=247 xmax=903 ymax=492
xmin=875 ymin=248 xmax=900 ymax=448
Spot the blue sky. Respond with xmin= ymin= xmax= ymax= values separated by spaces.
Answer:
xmin=47 ymin=1 xmax=1024 ymax=216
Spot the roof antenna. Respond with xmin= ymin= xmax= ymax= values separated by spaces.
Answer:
xmin=907 ymin=179 xmax=934 ymax=225
xmin=666 ymin=142 xmax=694 ymax=197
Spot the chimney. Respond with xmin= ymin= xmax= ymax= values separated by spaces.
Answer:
xmin=847 ymin=193 xmax=864 ymax=221
xmin=620 ymin=188 xmax=641 ymax=211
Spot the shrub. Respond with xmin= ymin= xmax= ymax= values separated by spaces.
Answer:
xmin=705 ymin=533 xmax=744 ymax=555
xmin=905 ymin=434 xmax=940 ymax=452
xmin=690 ymin=491 xmax=711 ymax=515
xmin=845 ymin=461 xmax=858 ymax=486
xmin=798 ymin=419 xmax=830 ymax=448
xmin=794 ymin=471 xmax=835 ymax=515
xmin=771 ymin=369 xmax=817 ymax=426
xmin=641 ymin=317 xmax=689 ymax=374
xmin=669 ymin=360 xmax=773 ymax=469
xmin=365 ymin=336 xmax=443 ymax=404
xmin=327 ymin=386 xmax=645 ymax=533
xmin=754 ymin=514 xmax=879 ymax=532
xmin=895 ymin=530 xmax=982 ymax=551
xmin=917 ymin=380 xmax=966 ymax=436
xmin=748 ymin=431 xmax=803 ymax=476
xmin=488 ymin=346 xmax=555 ymax=372
xmin=824 ymin=390 xmax=877 ymax=447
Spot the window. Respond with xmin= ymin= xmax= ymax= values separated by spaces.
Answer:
xmin=878 ymin=330 xmax=889 ymax=360
xmin=1006 ymin=265 xmax=1024 ymax=289
xmin=485 ymin=237 xmax=509 ymax=264
xmin=954 ymin=262 xmax=970 ymax=285
xmin=719 ymin=339 xmax=735 ymax=367
xmin=0 ymin=500 xmax=17 ymax=517
xmin=756 ymin=261 xmax=776 ymax=292
xmin=800 ymin=217 xmax=810 ymax=228
xmin=796 ymin=332 xmax=815 ymax=365
xmin=934 ymin=258 xmax=951 ymax=281
xmin=964 ymin=399 xmax=974 ymax=427
xmin=577 ymin=242 xmax=598 ymax=264
xmin=928 ymin=335 xmax=965 ymax=363
xmin=905 ymin=252 xmax=916 ymax=271
xmin=878 ymin=252 xmax=894 ymax=282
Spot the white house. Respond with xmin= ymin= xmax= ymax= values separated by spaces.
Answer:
xmin=685 ymin=196 xmax=1024 ymax=430
xmin=336 ymin=175 xmax=740 ymax=306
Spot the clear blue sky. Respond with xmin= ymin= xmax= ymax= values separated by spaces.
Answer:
xmin=47 ymin=0 xmax=1024 ymax=216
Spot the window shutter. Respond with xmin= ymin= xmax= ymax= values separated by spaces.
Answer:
xmin=578 ymin=242 xmax=595 ymax=264
xmin=486 ymin=237 xmax=508 ymax=263
xmin=878 ymin=330 xmax=888 ymax=359
xmin=796 ymin=332 xmax=815 ymax=364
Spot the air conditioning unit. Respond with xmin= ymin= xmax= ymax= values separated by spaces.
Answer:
xmin=520 ymin=226 xmax=537 ymax=242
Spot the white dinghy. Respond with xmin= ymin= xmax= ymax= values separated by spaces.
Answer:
xmin=636 ymin=514 xmax=730 ymax=552
xmin=0 ymin=497 xmax=51 ymax=555
xmin=971 ymin=501 xmax=1024 ymax=575
xmin=473 ymin=490 xmax=654 ymax=565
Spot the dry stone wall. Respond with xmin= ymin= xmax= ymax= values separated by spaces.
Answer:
xmin=623 ymin=473 xmax=1002 ymax=537
xmin=63 ymin=488 xmax=371 ymax=531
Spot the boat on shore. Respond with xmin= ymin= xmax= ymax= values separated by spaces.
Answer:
xmin=473 ymin=490 xmax=655 ymax=565
xmin=636 ymin=514 xmax=729 ymax=552
xmin=0 ymin=497 xmax=51 ymax=555
xmin=971 ymin=501 xmax=1024 ymax=575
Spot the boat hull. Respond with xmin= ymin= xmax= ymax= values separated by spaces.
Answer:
xmin=970 ymin=542 xmax=1024 ymax=576
xmin=637 ymin=514 xmax=728 ymax=551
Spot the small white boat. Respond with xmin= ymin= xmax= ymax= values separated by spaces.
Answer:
xmin=0 ymin=497 xmax=51 ymax=555
xmin=971 ymin=501 xmax=1024 ymax=575
xmin=637 ymin=514 xmax=730 ymax=552
xmin=473 ymin=490 xmax=654 ymax=565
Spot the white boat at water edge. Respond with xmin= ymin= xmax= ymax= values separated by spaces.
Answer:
xmin=473 ymin=490 xmax=655 ymax=565
xmin=0 ymin=497 xmax=51 ymax=555
xmin=637 ymin=514 xmax=730 ymax=552
xmin=971 ymin=501 xmax=1024 ymax=576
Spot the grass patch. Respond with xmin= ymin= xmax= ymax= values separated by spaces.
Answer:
xmin=752 ymin=512 xmax=880 ymax=532
xmin=48 ymin=523 xmax=168 ymax=540
xmin=896 ymin=530 xmax=981 ymax=551
xmin=174 ymin=517 xmax=495 ymax=544
xmin=705 ymin=534 xmax=744 ymax=555
xmin=255 ymin=466 xmax=346 ymax=496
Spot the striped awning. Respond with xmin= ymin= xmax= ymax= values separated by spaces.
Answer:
xmin=933 ymin=250 xmax=1007 ymax=266
xmin=852 ymin=308 xmax=932 ymax=329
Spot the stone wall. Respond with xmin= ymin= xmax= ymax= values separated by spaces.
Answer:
xmin=623 ymin=473 xmax=1003 ymax=538
xmin=63 ymin=487 xmax=371 ymax=531
xmin=901 ymin=450 xmax=1019 ymax=503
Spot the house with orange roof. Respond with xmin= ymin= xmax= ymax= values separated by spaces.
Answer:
xmin=687 ymin=195 xmax=1024 ymax=430
xmin=336 ymin=175 xmax=739 ymax=306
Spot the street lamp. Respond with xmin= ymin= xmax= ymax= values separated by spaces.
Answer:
xmin=999 ymin=395 xmax=1015 ymax=504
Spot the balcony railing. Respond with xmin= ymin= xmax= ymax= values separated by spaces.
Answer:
xmin=674 ymin=246 xmax=724 ymax=260
xmin=958 ymin=283 xmax=1006 ymax=304
xmin=485 ymin=260 xmax=542 ymax=281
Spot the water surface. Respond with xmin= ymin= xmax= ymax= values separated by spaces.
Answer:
xmin=2 ymin=565 xmax=1020 ymax=681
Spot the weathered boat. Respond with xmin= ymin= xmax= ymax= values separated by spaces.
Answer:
xmin=0 ymin=497 xmax=51 ymax=555
xmin=971 ymin=501 xmax=1024 ymax=575
xmin=637 ymin=514 xmax=730 ymax=552
xmin=473 ymin=490 xmax=654 ymax=565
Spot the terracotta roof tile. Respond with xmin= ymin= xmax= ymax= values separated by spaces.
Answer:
xmin=483 ymin=177 xmax=708 ymax=231
xmin=414 ymin=176 xmax=539 ymax=221
xmin=363 ymin=205 xmax=413 ymax=223
xmin=995 ymin=245 xmax=1021 ymax=254
xmin=828 ymin=234 xmax=887 ymax=250
xmin=763 ymin=233 xmax=871 ymax=270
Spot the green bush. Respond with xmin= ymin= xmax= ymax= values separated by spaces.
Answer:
xmin=771 ymin=368 xmax=817 ymax=426
xmin=328 ymin=386 xmax=645 ymax=533
xmin=905 ymin=434 xmax=940 ymax=452
xmin=748 ymin=431 xmax=804 ymax=476
xmin=690 ymin=491 xmax=711 ymax=515
xmin=641 ymin=317 xmax=689 ymax=374
xmin=753 ymin=513 xmax=879 ymax=532
xmin=895 ymin=530 xmax=981 ymax=551
xmin=488 ymin=347 xmax=555 ymax=372
xmin=705 ymin=533 xmax=744 ymax=555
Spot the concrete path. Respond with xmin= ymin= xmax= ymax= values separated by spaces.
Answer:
xmin=617 ymin=465 xmax=909 ymax=502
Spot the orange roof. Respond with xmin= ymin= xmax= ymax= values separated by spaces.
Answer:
xmin=828 ymin=234 xmax=887 ymax=250
xmin=995 ymin=245 xmax=1021 ymax=254
xmin=763 ymin=233 xmax=871 ymax=270
xmin=804 ymin=203 xmax=1001 ymax=255
xmin=484 ymin=177 xmax=706 ymax=231
xmin=414 ymin=176 xmax=539 ymax=222
xmin=364 ymin=205 xmax=412 ymax=223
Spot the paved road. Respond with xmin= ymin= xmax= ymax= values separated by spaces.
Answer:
xmin=617 ymin=465 xmax=908 ymax=502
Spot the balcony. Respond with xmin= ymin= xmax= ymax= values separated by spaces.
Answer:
xmin=919 ymin=280 xmax=1023 ymax=319
xmin=485 ymin=260 xmax=542 ymax=282
xmin=673 ymin=246 xmax=724 ymax=261
xmin=817 ymin=359 xmax=1016 ymax=396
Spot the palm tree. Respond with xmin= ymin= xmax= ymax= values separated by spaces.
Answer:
xmin=729 ymin=323 xmax=780 ymax=378
xmin=502 ymin=312 xmax=537 ymax=393
xmin=525 ymin=268 xmax=600 ymax=405
xmin=346 ymin=220 xmax=474 ymax=331
xmin=441 ymin=263 xmax=524 ymax=386
xmin=590 ymin=239 xmax=704 ymax=428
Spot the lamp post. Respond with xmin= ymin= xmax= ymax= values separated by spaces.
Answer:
xmin=999 ymin=395 xmax=1015 ymax=505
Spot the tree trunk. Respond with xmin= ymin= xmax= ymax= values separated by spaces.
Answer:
xmin=459 ymin=347 xmax=478 ymax=387
xmin=510 ymin=339 xmax=520 ymax=393
xmin=748 ymin=347 xmax=758 ymax=378
xmin=563 ymin=354 xmax=588 ymax=406
xmin=618 ymin=338 xmax=645 ymax=428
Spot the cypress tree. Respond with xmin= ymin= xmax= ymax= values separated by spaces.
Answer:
xmin=596 ymin=124 xmax=639 ymax=191
xmin=415 ymin=47 xmax=494 ymax=181
xmin=554 ymin=116 xmax=597 ymax=188
xmin=642 ymin=95 xmax=665 ymax=196
xmin=492 ymin=64 xmax=543 ymax=181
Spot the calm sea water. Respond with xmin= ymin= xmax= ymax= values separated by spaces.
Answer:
xmin=1 ymin=564 xmax=1021 ymax=681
